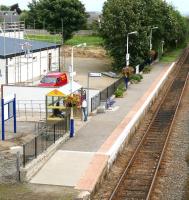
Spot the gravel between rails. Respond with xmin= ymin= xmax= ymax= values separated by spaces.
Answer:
xmin=151 ymin=68 xmax=189 ymax=200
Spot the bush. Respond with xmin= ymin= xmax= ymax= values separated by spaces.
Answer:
xmin=114 ymin=88 xmax=124 ymax=97
xmin=114 ymin=82 xmax=126 ymax=97
xmin=143 ymin=65 xmax=152 ymax=74
xmin=130 ymin=74 xmax=143 ymax=84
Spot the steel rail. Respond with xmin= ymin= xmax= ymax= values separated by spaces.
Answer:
xmin=108 ymin=48 xmax=189 ymax=200
xmin=146 ymin=72 xmax=189 ymax=199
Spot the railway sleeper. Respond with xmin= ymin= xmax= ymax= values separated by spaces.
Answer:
xmin=144 ymin=136 xmax=166 ymax=140
xmin=144 ymin=141 xmax=165 ymax=146
xmin=124 ymin=178 xmax=151 ymax=187
xmin=138 ymin=149 xmax=162 ymax=156
xmin=119 ymin=191 xmax=147 ymax=200
xmin=128 ymin=168 xmax=156 ymax=176
xmin=142 ymin=143 xmax=165 ymax=150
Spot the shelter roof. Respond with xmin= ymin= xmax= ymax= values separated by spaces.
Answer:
xmin=46 ymin=81 xmax=82 ymax=97
xmin=0 ymin=36 xmax=60 ymax=59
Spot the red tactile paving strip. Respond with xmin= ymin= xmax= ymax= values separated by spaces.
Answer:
xmin=75 ymin=154 xmax=108 ymax=191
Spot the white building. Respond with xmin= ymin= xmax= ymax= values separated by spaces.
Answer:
xmin=0 ymin=21 xmax=24 ymax=39
xmin=0 ymin=36 xmax=60 ymax=85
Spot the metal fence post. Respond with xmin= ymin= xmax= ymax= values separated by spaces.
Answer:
xmin=24 ymin=103 xmax=27 ymax=121
xmin=31 ymin=100 xmax=33 ymax=117
xmin=23 ymin=145 xmax=26 ymax=167
xmin=91 ymin=97 xmax=93 ymax=112
xmin=1 ymin=98 xmax=5 ymax=141
xmin=35 ymin=137 xmax=37 ymax=158
xmin=39 ymin=104 xmax=42 ymax=120
xmin=16 ymin=152 xmax=20 ymax=182
xmin=54 ymin=124 xmax=56 ymax=143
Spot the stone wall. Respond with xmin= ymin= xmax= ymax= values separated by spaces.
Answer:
xmin=0 ymin=152 xmax=20 ymax=183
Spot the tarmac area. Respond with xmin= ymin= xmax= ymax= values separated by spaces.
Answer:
xmin=64 ymin=56 xmax=118 ymax=89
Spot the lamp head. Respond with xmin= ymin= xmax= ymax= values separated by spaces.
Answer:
xmin=128 ymin=31 xmax=138 ymax=35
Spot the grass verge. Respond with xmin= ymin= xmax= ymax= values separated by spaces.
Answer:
xmin=160 ymin=48 xmax=183 ymax=63
xmin=26 ymin=34 xmax=103 ymax=46
xmin=26 ymin=34 xmax=61 ymax=44
xmin=0 ymin=184 xmax=77 ymax=200
xmin=65 ymin=35 xmax=103 ymax=46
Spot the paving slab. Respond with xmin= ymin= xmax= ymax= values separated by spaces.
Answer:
xmin=30 ymin=150 xmax=95 ymax=187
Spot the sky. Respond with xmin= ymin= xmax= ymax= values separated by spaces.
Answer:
xmin=1 ymin=0 xmax=189 ymax=15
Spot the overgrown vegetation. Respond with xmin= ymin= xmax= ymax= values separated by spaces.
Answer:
xmin=142 ymin=65 xmax=152 ymax=74
xmin=130 ymin=74 xmax=143 ymax=84
xmin=114 ymin=82 xmax=126 ymax=97
xmin=101 ymin=0 xmax=189 ymax=70
xmin=160 ymin=47 xmax=184 ymax=63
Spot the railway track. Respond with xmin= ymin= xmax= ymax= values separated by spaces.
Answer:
xmin=108 ymin=48 xmax=189 ymax=200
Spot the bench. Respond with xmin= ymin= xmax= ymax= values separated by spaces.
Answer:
xmin=106 ymin=98 xmax=116 ymax=108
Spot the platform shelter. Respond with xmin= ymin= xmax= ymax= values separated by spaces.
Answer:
xmin=45 ymin=81 xmax=82 ymax=121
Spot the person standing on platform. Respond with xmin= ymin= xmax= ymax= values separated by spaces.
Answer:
xmin=81 ymin=99 xmax=88 ymax=121
xmin=122 ymin=66 xmax=130 ymax=89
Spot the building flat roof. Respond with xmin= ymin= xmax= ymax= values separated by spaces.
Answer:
xmin=0 ymin=36 xmax=61 ymax=59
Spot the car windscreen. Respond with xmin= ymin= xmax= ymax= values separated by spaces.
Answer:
xmin=40 ymin=76 xmax=57 ymax=84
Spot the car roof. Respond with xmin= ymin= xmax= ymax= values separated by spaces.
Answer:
xmin=46 ymin=72 xmax=66 ymax=77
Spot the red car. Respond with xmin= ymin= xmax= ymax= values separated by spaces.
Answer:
xmin=38 ymin=72 xmax=68 ymax=87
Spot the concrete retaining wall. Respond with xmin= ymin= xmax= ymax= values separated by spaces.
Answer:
xmin=20 ymin=133 xmax=70 ymax=182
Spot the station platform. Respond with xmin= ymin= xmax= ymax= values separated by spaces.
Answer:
xmin=30 ymin=62 xmax=175 ymax=195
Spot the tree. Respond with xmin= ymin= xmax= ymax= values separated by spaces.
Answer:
xmin=0 ymin=5 xmax=10 ymax=11
xmin=101 ymin=0 xmax=188 ymax=70
xmin=24 ymin=0 xmax=87 ymax=40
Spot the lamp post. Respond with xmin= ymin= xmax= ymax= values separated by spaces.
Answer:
xmin=98 ymin=17 xmax=101 ymax=29
xmin=161 ymin=40 xmax=165 ymax=55
xmin=149 ymin=26 xmax=158 ymax=51
xmin=70 ymin=43 xmax=86 ymax=137
xmin=126 ymin=31 xmax=138 ymax=66
xmin=175 ymin=39 xmax=178 ymax=48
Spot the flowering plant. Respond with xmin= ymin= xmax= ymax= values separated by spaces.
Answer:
xmin=64 ymin=94 xmax=81 ymax=107
xmin=122 ymin=66 xmax=134 ymax=77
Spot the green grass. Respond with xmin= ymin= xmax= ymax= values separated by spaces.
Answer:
xmin=160 ymin=48 xmax=183 ymax=63
xmin=0 ymin=184 xmax=77 ymax=200
xmin=65 ymin=35 xmax=103 ymax=46
xmin=26 ymin=34 xmax=62 ymax=44
xmin=26 ymin=34 xmax=103 ymax=46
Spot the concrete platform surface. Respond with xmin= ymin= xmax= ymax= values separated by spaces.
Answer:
xmin=29 ymin=62 xmax=175 ymax=193
xmin=30 ymin=150 xmax=95 ymax=187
